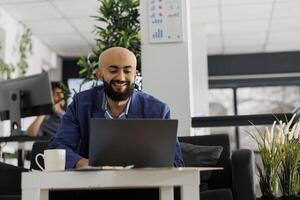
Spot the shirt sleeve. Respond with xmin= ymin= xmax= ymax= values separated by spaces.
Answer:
xmin=162 ymin=105 xmax=185 ymax=167
xmin=173 ymin=138 xmax=185 ymax=167
xmin=48 ymin=95 xmax=82 ymax=169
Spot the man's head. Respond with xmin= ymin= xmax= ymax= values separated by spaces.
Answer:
xmin=96 ymin=47 xmax=137 ymax=102
xmin=51 ymin=82 xmax=65 ymax=112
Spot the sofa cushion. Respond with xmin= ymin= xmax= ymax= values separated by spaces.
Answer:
xmin=180 ymin=142 xmax=223 ymax=191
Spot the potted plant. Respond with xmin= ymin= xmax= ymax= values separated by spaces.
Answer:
xmin=249 ymin=114 xmax=300 ymax=200
xmin=248 ymin=121 xmax=281 ymax=200
xmin=77 ymin=0 xmax=141 ymax=88
xmin=277 ymin=115 xmax=300 ymax=200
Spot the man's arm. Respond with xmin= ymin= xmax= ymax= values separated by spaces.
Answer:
xmin=162 ymin=105 xmax=185 ymax=167
xmin=48 ymin=96 xmax=83 ymax=169
xmin=174 ymin=138 xmax=185 ymax=167
xmin=26 ymin=115 xmax=46 ymax=137
xmin=26 ymin=103 xmax=64 ymax=137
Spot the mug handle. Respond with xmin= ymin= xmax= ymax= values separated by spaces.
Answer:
xmin=35 ymin=153 xmax=45 ymax=171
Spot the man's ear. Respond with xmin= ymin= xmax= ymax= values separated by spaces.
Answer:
xmin=96 ymin=68 xmax=102 ymax=80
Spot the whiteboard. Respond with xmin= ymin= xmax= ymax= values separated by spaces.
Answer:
xmin=148 ymin=0 xmax=183 ymax=43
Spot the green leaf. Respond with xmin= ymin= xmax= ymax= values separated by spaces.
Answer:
xmin=76 ymin=0 xmax=141 ymax=85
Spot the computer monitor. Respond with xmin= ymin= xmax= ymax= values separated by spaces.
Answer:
xmin=67 ymin=78 xmax=102 ymax=105
xmin=0 ymin=72 xmax=54 ymax=136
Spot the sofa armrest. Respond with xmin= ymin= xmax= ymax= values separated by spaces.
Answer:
xmin=231 ymin=149 xmax=256 ymax=200
xmin=0 ymin=162 xmax=28 ymax=195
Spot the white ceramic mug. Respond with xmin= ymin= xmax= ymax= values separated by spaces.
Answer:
xmin=35 ymin=149 xmax=66 ymax=171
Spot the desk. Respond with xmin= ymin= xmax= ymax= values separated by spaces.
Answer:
xmin=0 ymin=135 xmax=50 ymax=167
xmin=0 ymin=135 xmax=50 ymax=143
xmin=22 ymin=168 xmax=202 ymax=200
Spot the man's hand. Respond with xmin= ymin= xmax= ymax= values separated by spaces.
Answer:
xmin=53 ymin=102 xmax=64 ymax=114
xmin=75 ymin=158 xmax=89 ymax=169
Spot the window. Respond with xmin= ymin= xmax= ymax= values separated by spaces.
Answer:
xmin=208 ymin=85 xmax=300 ymax=149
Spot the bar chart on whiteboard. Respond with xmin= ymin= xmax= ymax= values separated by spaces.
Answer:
xmin=148 ymin=0 xmax=183 ymax=43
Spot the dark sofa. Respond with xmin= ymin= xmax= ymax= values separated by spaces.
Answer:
xmin=0 ymin=162 xmax=28 ymax=200
xmin=178 ymin=134 xmax=256 ymax=200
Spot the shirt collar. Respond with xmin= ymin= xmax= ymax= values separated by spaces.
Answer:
xmin=101 ymin=93 xmax=131 ymax=119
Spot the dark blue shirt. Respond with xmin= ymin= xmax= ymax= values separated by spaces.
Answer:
xmin=48 ymin=85 xmax=184 ymax=169
xmin=38 ymin=113 xmax=63 ymax=137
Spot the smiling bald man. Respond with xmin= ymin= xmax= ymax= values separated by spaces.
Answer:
xmin=49 ymin=47 xmax=184 ymax=169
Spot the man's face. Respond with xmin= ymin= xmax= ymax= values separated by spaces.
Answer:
xmin=52 ymin=88 xmax=65 ymax=108
xmin=97 ymin=49 xmax=137 ymax=102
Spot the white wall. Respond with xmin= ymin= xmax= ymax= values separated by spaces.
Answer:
xmin=189 ymin=24 xmax=210 ymax=135
xmin=1 ymin=10 xmax=59 ymax=77
xmin=140 ymin=0 xmax=209 ymax=136
xmin=0 ymin=9 xmax=61 ymax=137
xmin=141 ymin=0 xmax=189 ymax=136
xmin=189 ymin=25 xmax=209 ymax=118
xmin=48 ymin=56 xmax=62 ymax=82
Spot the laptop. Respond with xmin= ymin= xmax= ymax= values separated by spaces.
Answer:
xmin=89 ymin=119 xmax=178 ymax=168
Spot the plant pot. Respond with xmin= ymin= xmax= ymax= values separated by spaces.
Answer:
xmin=260 ymin=195 xmax=278 ymax=200
xmin=280 ymin=196 xmax=300 ymax=200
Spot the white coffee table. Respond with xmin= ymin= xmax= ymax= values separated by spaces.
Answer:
xmin=22 ymin=167 xmax=222 ymax=200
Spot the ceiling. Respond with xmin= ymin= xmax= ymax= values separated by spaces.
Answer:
xmin=0 ymin=0 xmax=299 ymax=57
xmin=193 ymin=0 xmax=300 ymax=55
xmin=0 ymin=0 xmax=100 ymax=57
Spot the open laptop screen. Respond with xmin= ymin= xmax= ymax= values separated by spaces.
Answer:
xmin=89 ymin=119 xmax=178 ymax=168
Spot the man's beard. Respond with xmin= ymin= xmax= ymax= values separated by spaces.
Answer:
xmin=103 ymin=80 xmax=135 ymax=102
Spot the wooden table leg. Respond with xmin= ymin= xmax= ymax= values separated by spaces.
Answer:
xmin=159 ymin=186 xmax=174 ymax=200
xmin=22 ymin=189 xmax=48 ymax=200
xmin=180 ymin=185 xmax=199 ymax=200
